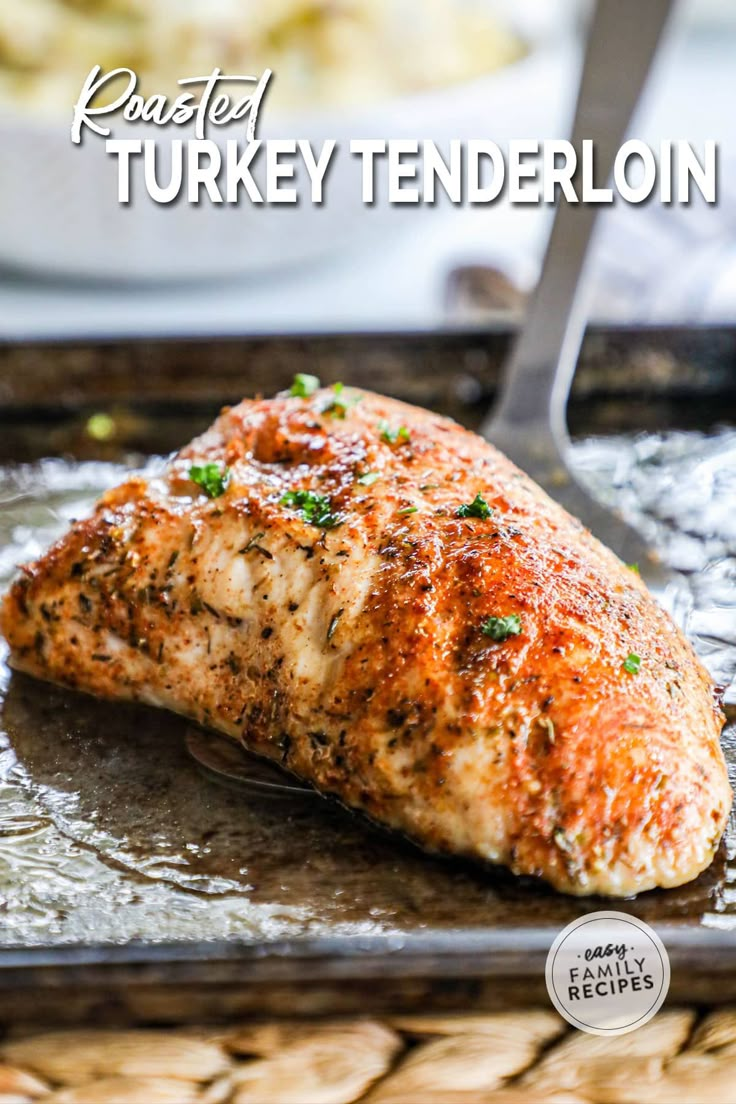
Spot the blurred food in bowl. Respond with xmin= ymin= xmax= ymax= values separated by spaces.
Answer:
xmin=0 ymin=0 xmax=556 ymax=282
xmin=0 ymin=0 xmax=522 ymax=115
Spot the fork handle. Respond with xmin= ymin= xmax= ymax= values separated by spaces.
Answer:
xmin=481 ymin=0 xmax=675 ymax=444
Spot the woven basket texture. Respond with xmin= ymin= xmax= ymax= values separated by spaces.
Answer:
xmin=2 ymin=1008 xmax=736 ymax=1103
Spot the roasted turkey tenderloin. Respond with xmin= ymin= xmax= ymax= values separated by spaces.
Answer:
xmin=1 ymin=385 xmax=730 ymax=895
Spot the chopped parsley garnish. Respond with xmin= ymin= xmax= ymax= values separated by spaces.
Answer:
xmin=280 ymin=489 xmax=341 ymax=529
xmin=86 ymin=412 xmax=115 ymax=441
xmin=289 ymin=373 xmax=320 ymax=397
xmin=397 ymin=505 xmax=418 ymax=516
xmin=322 ymin=382 xmax=361 ymax=418
xmin=379 ymin=420 xmax=410 ymax=445
xmin=457 ymin=493 xmax=492 ymax=520
xmin=627 ymin=563 xmax=640 ymax=574
xmin=188 ymin=462 xmax=230 ymax=499
xmin=481 ymin=614 xmax=522 ymax=642
xmin=623 ymin=652 xmax=642 ymax=675
xmin=357 ymin=471 xmax=380 ymax=486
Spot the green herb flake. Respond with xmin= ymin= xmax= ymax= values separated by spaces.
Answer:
xmin=623 ymin=652 xmax=642 ymax=675
xmin=322 ymin=382 xmax=361 ymax=418
xmin=327 ymin=608 xmax=344 ymax=642
xmin=480 ymin=614 xmax=522 ymax=642
xmin=379 ymin=420 xmax=411 ymax=445
xmin=627 ymin=563 xmax=640 ymax=574
xmin=457 ymin=493 xmax=492 ymax=520
xmin=239 ymin=532 xmax=273 ymax=560
xmin=280 ymin=489 xmax=341 ymax=529
xmin=289 ymin=373 xmax=320 ymax=398
xmin=188 ymin=462 xmax=230 ymax=499
xmin=86 ymin=412 xmax=116 ymax=441
xmin=357 ymin=471 xmax=380 ymax=486
xmin=397 ymin=505 xmax=418 ymax=516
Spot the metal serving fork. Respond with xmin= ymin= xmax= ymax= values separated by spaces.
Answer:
xmin=481 ymin=0 xmax=678 ymax=611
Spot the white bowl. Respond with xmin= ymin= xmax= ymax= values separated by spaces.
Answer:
xmin=0 ymin=35 xmax=568 ymax=282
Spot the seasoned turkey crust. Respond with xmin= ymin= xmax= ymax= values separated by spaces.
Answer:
xmin=1 ymin=387 xmax=730 ymax=895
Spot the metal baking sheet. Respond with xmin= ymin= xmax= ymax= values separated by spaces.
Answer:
xmin=0 ymin=329 xmax=734 ymax=1020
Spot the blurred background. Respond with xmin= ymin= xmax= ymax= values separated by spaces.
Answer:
xmin=0 ymin=0 xmax=733 ymax=342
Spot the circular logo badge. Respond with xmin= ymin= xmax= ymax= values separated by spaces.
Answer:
xmin=545 ymin=911 xmax=670 ymax=1035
